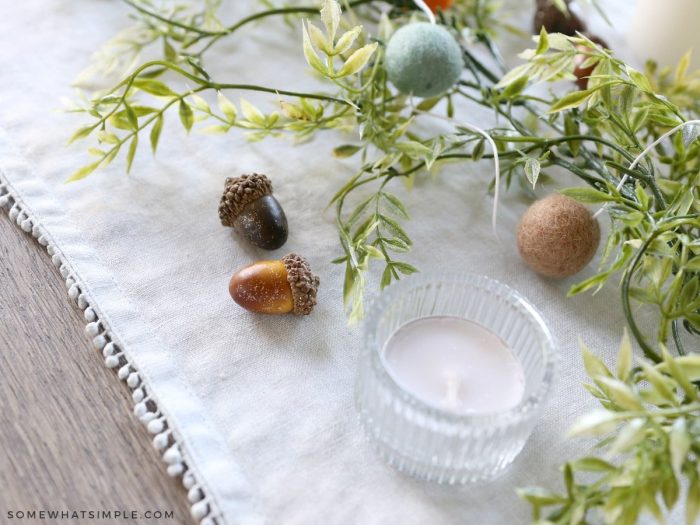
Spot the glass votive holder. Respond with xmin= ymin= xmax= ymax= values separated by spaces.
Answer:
xmin=355 ymin=272 xmax=556 ymax=484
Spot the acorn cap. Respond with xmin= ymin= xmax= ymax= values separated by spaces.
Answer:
xmin=219 ymin=174 xmax=273 ymax=227
xmin=282 ymin=253 xmax=320 ymax=315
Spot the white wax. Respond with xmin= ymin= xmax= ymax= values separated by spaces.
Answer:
xmin=629 ymin=0 xmax=700 ymax=69
xmin=382 ymin=316 xmax=525 ymax=415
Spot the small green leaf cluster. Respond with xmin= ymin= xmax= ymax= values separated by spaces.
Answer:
xmin=496 ymin=29 xmax=700 ymax=358
xmin=519 ymin=333 xmax=700 ymax=525
xmin=302 ymin=0 xmax=379 ymax=81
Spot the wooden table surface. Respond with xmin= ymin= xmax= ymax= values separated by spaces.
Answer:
xmin=0 ymin=212 xmax=192 ymax=524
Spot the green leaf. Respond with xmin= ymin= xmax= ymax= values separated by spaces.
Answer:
xmin=67 ymin=160 xmax=102 ymax=182
xmin=501 ymin=75 xmax=529 ymax=98
xmin=164 ymin=39 xmax=177 ymax=62
xmin=240 ymin=98 xmax=265 ymax=125
xmin=132 ymin=78 xmax=178 ymax=97
xmin=334 ymin=26 xmax=361 ymax=55
xmin=179 ymin=100 xmax=194 ymax=132
xmin=416 ymin=97 xmax=441 ymax=111
xmin=352 ymin=217 xmax=378 ymax=244
xmin=687 ymin=476 xmax=700 ymax=525
xmin=333 ymin=144 xmax=361 ymax=158
xmin=87 ymin=147 xmax=105 ymax=157
xmin=189 ymin=94 xmax=210 ymax=113
xmin=97 ymin=131 xmax=120 ymax=145
xmin=669 ymin=418 xmax=690 ymax=477
xmin=608 ymin=418 xmax=645 ymax=454
xmin=200 ymin=124 xmax=232 ymax=135
xmin=681 ymin=123 xmax=700 ymax=148
xmin=471 ymin=139 xmax=485 ymax=161
xmin=667 ymin=354 xmax=700 ymax=381
xmin=391 ymin=261 xmax=418 ymax=275
xmin=548 ymin=88 xmax=595 ymax=113
xmin=115 ymin=106 xmax=157 ymax=118
xmin=380 ymin=265 xmax=393 ymax=289
xmin=306 ymin=21 xmax=329 ymax=53
xmin=627 ymin=67 xmax=652 ymax=92
xmin=124 ymin=103 xmax=138 ymax=130
xmin=661 ymin=346 xmax=698 ymax=400
xmin=150 ymin=114 xmax=164 ymax=153
xmin=535 ymin=27 xmax=549 ymax=55
xmin=495 ymin=63 xmax=530 ymax=89
xmin=126 ymin=135 xmax=138 ymax=173
xmin=616 ymin=329 xmax=633 ymax=380
xmin=567 ymin=409 xmax=619 ymax=437
xmin=382 ymin=192 xmax=409 ymax=219
xmin=662 ymin=475 xmax=679 ymax=509
xmin=561 ymin=187 xmax=615 ymax=204
xmin=320 ymin=0 xmax=341 ymax=42
xmin=346 ymin=196 xmax=374 ymax=227
xmin=564 ymin=463 xmax=574 ymax=498
xmin=103 ymin=144 xmax=121 ymax=165
xmin=523 ymin=158 xmax=541 ymax=189
xmin=343 ymin=263 xmax=356 ymax=307
xmin=302 ymin=21 xmax=326 ymax=74
xmin=379 ymin=214 xmax=411 ymax=244
xmin=110 ymin=115 xmax=133 ymax=131
xmin=364 ymin=245 xmax=384 ymax=260
xmin=395 ymin=140 xmax=433 ymax=158
xmin=516 ymin=487 xmax=567 ymax=506
xmin=595 ymin=376 xmax=642 ymax=410
xmin=336 ymin=43 xmax=378 ymax=77
xmin=382 ymin=237 xmax=410 ymax=253
xmin=581 ymin=341 xmax=613 ymax=379
xmin=217 ymin=92 xmax=237 ymax=122
xmin=69 ymin=124 xmax=97 ymax=144
xmin=571 ymin=457 xmax=616 ymax=472
xmin=685 ymin=256 xmax=700 ymax=271
xmin=638 ymin=359 xmax=678 ymax=405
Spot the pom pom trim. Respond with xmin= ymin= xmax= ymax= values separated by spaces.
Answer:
xmin=0 ymin=169 xmax=224 ymax=524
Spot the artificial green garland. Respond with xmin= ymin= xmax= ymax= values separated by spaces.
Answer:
xmin=68 ymin=0 xmax=700 ymax=360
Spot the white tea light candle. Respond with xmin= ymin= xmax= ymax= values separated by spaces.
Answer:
xmin=356 ymin=273 xmax=556 ymax=483
xmin=382 ymin=316 xmax=525 ymax=414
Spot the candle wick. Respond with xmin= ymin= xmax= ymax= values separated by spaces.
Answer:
xmin=442 ymin=371 xmax=462 ymax=410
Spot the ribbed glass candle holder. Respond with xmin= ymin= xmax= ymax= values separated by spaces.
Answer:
xmin=355 ymin=272 xmax=556 ymax=484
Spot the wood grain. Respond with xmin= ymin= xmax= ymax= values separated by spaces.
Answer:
xmin=0 ymin=212 xmax=192 ymax=524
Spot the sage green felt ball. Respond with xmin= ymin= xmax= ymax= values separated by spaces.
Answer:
xmin=385 ymin=22 xmax=463 ymax=98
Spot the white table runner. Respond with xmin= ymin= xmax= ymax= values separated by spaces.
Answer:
xmin=0 ymin=1 xmax=644 ymax=523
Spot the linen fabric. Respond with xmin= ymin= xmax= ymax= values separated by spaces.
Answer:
xmin=0 ymin=2 xmax=662 ymax=524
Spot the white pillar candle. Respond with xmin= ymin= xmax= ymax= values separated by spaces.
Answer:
xmin=382 ymin=316 xmax=525 ymax=415
xmin=629 ymin=0 xmax=700 ymax=69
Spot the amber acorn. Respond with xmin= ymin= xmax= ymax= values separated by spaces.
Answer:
xmin=219 ymin=173 xmax=288 ymax=250
xmin=229 ymin=253 xmax=320 ymax=315
xmin=533 ymin=0 xmax=586 ymax=36
xmin=517 ymin=194 xmax=600 ymax=278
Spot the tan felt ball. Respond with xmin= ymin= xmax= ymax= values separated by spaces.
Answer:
xmin=517 ymin=194 xmax=600 ymax=278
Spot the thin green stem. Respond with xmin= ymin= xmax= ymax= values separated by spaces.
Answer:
xmin=187 ymin=0 xmax=376 ymax=53
xmin=108 ymin=60 xmax=352 ymax=106
xmin=123 ymin=0 xmax=220 ymax=36
xmin=622 ymin=231 xmax=663 ymax=362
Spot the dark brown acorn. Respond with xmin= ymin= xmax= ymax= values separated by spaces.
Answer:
xmin=573 ymin=35 xmax=609 ymax=90
xmin=229 ymin=253 xmax=320 ymax=315
xmin=218 ymin=173 xmax=288 ymax=250
xmin=533 ymin=0 xmax=586 ymax=36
